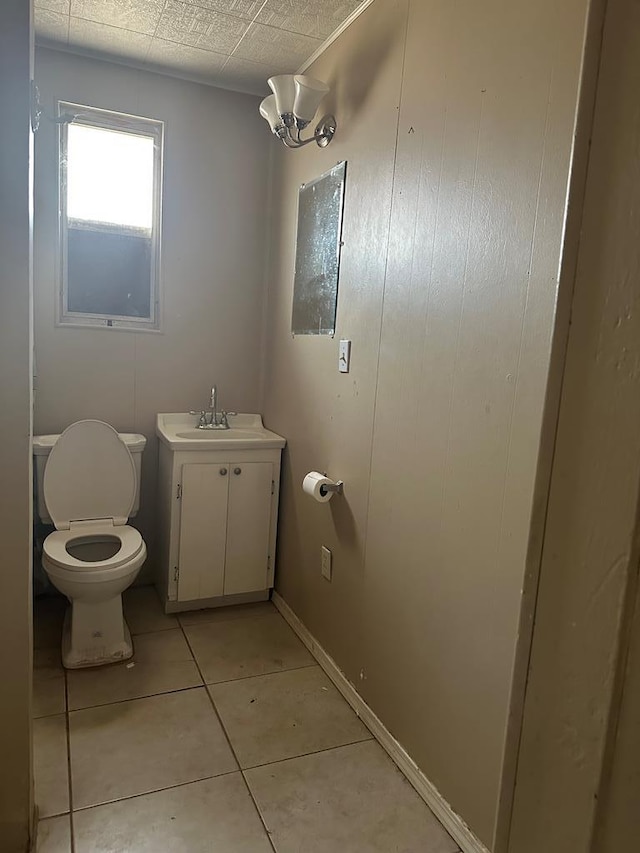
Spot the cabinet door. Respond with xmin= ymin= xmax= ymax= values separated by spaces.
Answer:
xmin=224 ymin=462 xmax=273 ymax=595
xmin=178 ymin=463 xmax=228 ymax=601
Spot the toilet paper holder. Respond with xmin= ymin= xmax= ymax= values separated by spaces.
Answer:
xmin=320 ymin=476 xmax=344 ymax=496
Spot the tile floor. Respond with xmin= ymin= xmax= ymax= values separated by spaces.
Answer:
xmin=33 ymin=588 xmax=460 ymax=853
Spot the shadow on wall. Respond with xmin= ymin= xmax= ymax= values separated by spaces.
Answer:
xmin=326 ymin=3 xmax=406 ymax=126
xmin=277 ymin=450 xmax=305 ymax=589
xmin=330 ymin=484 xmax=359 ymax=548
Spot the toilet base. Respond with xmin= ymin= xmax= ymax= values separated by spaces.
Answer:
xmin=62 ymin=596 xmax=133 ymax=669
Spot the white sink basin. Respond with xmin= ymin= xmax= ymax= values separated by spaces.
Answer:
xmin=175 ymin=428 xmax=259 ymax=441
xmin=156 ymin=413 xmax=286 ymax=451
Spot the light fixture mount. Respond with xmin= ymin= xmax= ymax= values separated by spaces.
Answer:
xmin=314 ymin=115 xmax=337 ymax=148
xmin=259 ymin=75 xmax=336 ymax=150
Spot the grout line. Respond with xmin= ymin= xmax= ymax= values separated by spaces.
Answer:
xmin=175 ymin=606 xmax=277 ymax=629
xmin=239 ymin=769 xmax=278 ymax=853
xmin=34 ymin=658 xmax=313 ymax=720
xmin=66 ymin=681 xmax=205 ymax=715
xmin=71 ymin=768 xmax=240 ymax=814
xmin=127 ymin=624 xmax=179 ymax=636
xmin=63 ymin=665 xmax=76 ymax=853
xmin=179 ymin=617 xmax=278 ymax=852
xmin=239 ymin=735 xmax=375 ymax=774
xmin=65 ymin=661 xmax=320 ymax=714
xmin=203 ymin=661 xmax=319 ymax=686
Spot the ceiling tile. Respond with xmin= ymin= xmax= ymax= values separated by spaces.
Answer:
xmin=34 ymin=0 xmax=366 ymax=95
xmin=256 ymin=0 xmax=363 ymax=39
xmin=234 ymin=22 xmax=321 ymax=68
xmin=147 ymin=38 xmax=228 ymax=77
xmin=68 ymin=17 xmax=152 ymax=60
xmin=156 ymin=1 xmax=248 ymax=54
xmin=186 ymin=0 xmax=264 ymax=21
xmin=70 ymin=0 xmax=164 ymax=36
xmin=222 ymin=56 xmax=291 ymax=96
xmin=35 ymin=8 xmax=69 ymax=43
xmin=35 ymin=0 xmax=70 ymax=14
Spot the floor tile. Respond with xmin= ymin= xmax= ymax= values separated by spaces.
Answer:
xmin=33 ymin=647 xmax=66 ymax=718
xmin=209 ymin=666 xmax=371 ymax=768
xmin=67 ymin=628 xmax=202 ymax=710
xmin=36 ymin=815 xmax=71 ymax=852
xmin=34 ymin=715 xmax=69 ymax=818
xmin=178 ymin=600 xmax=275 ymax=627
xmin=73 ymin=773 xmax=273 ymax=853
xmin=33 ymin=596 xmax=67 ymax=650
xmin=184 ymin=612 xmax=313 ymax=683
xmin=69 ymin=687 xmax=237 ymax=809
xmin=245 ymin=740 xmax=459 ymax=853
xmin=123 ymin=585 xmax=178 ymax=635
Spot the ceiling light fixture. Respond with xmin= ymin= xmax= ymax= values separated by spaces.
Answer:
xmin=259 ymin=74 xmax=337 ymax=149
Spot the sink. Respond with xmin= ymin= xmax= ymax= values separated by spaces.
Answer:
xmin=175 ymin=428 xmax=260 ymax=441
xmin=156 ymin=413 xmax=286 ymax=451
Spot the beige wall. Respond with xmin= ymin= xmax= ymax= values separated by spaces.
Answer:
xmin=595 ymin=582 xmax=640 ymax=851
xmin=263 ymin=0 xmax=590 ymax=847
xmin=510 ymin=0 xmax=640 ymax=850
xmin=0 ymin=0 xmax=34 ymax=849
xmin=33 ymin=48 xmax=270 ymax=578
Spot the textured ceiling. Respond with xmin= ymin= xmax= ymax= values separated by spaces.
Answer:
xmin=34 ymin=0 xmax=367 ymax=95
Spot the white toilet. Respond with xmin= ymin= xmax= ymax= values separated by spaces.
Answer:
xmin=34 ymin=420 xmax=147 ymax=669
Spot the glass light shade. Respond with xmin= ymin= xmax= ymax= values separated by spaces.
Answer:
xmin=259 ymin=95 xmax=282 ymax=133
xmin=293 ymin=75 xmax=330 ymax=123
xmin=268 ymin=75 xmax=297 ymax=117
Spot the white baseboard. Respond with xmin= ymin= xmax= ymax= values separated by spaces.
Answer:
xmin=272 ymin=591 xmax=490 ymax=853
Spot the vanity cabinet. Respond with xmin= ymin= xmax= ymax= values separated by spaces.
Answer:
xmin=156 ymin=419 xmax=284 ymax=611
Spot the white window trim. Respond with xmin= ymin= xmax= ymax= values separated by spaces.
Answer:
xmin=57 ymin=100 xmax=164 ymax=332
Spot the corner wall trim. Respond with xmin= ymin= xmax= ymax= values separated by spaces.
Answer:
xmin=297 ymin=0 xmax=377 ymax=74
xmin=272 ymin=592 xmax=490 ymax=853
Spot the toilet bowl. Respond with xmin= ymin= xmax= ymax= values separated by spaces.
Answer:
xmin=38 ymin=420 xmax=147 ymax=669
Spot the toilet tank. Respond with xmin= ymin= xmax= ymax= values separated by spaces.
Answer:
xmin=33 ymin=432 xmax=146 ymax=525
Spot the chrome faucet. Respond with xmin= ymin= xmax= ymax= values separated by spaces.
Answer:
xmin=190 ymin=384 xmax=234 ymax=430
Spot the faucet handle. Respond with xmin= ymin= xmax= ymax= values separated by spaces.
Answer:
xmin=220 ymin=411 xmax=236 ymax=428
xmin=189 ymin=410 xmax=208 ymax=428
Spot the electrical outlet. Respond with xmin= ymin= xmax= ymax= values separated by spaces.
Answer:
xmin=321 ymin=545 xmax=332 ymax=581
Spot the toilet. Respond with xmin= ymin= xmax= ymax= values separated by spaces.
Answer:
xmin=34 ymin=420 xmax=147 ymax=669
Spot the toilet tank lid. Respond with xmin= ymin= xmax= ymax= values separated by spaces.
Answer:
xmin=33 ymin=435 xmax=58 ymax=456
xmin=34 ymin=432 xmax=146 ymax=456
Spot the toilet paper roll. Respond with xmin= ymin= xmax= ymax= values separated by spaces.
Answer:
xmin=302 ymin=471 xmax=335 ymax=503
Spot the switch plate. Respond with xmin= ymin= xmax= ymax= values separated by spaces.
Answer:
xmin=321 ymin=545 xmax=332 ymax=581
xmin=339 ymin=339 xmax=351 ymax=373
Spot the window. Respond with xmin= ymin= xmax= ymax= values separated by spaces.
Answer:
xmin=58 ymin=102 xmax=163 ymax=330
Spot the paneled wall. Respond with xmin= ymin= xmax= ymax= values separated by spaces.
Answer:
xmin=510 ymin=0 xmax=640 ymax=849
xmin=33 ymin=49 xmax=270 ymax=577
xmin=263 ymin=0 xmax=590 ymax=847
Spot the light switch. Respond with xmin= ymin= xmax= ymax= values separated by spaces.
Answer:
xmin=321 ymin=546 xmax=332 ymax=581
xmin=339 ymin=339 xmax=351 ymax=373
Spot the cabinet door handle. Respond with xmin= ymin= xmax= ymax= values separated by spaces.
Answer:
xmin=234 ymin=467 xmax=242 ymax=475
xmin=219 ymin=468 xmax=228 ymax=476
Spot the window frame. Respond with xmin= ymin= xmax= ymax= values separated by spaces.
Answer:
xmin=57 ymin=101 xmax=164 ymax=332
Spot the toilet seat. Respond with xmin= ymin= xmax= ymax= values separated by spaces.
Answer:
xmin=43 ymin=419 xmax=136 ymax=530
xmin=43 ymin=522 xmax=144 ymax=572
